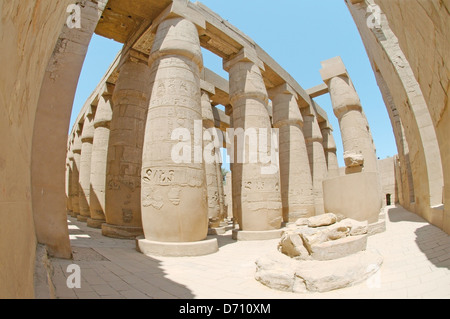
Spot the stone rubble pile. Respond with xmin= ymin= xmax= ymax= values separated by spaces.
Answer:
xmin=255 ymin=213 xmax=383 ymax=293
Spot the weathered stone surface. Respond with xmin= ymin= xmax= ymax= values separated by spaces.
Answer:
xmin=255 ymin=250 xmax=383 ymax=293
xmin=255 ymin=252 xmax=297 ymax=292
xmin=294 ymin=250 xmax=383 ymax=293
xmin=343 ymin=152 xmax=364 ymax=168
xmin=338 ymin=218 xmax=368 ymax=236
xmin=280 ymin=216 xmax=369 ymax=262
xmin=278 ymin=231 xmax=310 ymax=260
xmin=307 ymin=213 xmax=337 ymax=227
xmin=309 ymin=234 xmax=367 ymax=261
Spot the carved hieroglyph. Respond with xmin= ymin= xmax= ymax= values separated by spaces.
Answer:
xmin=103 ymin=55 xmax=152 ymax=238
xmin=88 ymin=85 xmax=114 ymax=227
xmin=224 ymin=48 xmax=282 ymax=231
xmin=141 ymin=17 xmax=208 ymax=243
xmin=270 ymin=84 xmax=315 ymax=222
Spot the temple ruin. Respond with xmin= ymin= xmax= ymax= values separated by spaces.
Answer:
xmin=0 ymin=0 xmax=448 ymax=299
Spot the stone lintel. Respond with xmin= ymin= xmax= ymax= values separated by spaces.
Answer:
xmin=320 ymin=56 xmax=349 ymax=83
xmin=150 ymin=0 xmax=206 ymax=34
xmin=223 ymin=47 xmax=265 ymax=72
xmin=306 ymin=83 xmax=329 ymax=98
xmin=200 ymin=80 xmax=216 ymax=96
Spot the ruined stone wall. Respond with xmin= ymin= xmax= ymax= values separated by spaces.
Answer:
xmin=374 ymin=0 xmax=449 ymax=233
xmin=0 ymin=0 xmax=73 ymax=298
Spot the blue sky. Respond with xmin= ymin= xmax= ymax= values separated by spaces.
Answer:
xmin=71 ymin=0 xmax=397 ymax=170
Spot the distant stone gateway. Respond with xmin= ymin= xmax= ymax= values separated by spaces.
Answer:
xmin=1 ymin=0 xmax=448 ymax=298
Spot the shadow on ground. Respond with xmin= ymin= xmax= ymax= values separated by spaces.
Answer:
xmin=388 ymin=205 xmax=450 ymax=271
xmin=49 ymin=217 xmax=195 ymax=299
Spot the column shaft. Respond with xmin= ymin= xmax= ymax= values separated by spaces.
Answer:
xmin=303 ymin=113 xmax=328 ymax=215
xmin=201 ymin=90 xmax=222 ymax=228
xmin=103 ymin=55 xmax=152 ymax=238
xmin=88 ymin=86 xmax=114 ymax=228
xmin=71 ymin=131 xmax=82 ymax=218
xmin=141 ymin=17 xmax=208 ymax=243
xmin=271 ymin=86 xmax=315 ymax=222
xmin=224 ymin=49 xmax=282 ymax=231
xmin=78 ymin=111 xmax=95 ymax=222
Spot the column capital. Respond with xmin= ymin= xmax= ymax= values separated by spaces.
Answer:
xmin=271 ymin=85 xmax=304 ymax=128
xmin=223 ymin=47 xmax=265 ymax=72
xmin=150 ymin=0 xmax=206 ymax=34
xmin=149 ymin=16 xmax=203 ymax=70
xmin=321 ymin=127 xmax=337 ymax=152
xmin=303 ymin=114 xmax=323 ymax=143
xmin=201 ymin=90 xmax=215 ymax=127
xmin=267 ymin=83 xmax=297 ymax=100
xmin=81 ymin=112 xmax=95 ymax=142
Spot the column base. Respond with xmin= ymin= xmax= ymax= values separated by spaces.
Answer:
xmin=70 ymin=211 xmax=79 ymax=218
xmin=87 ymin=218 xmax=105 ymax=229
xmin=232 ymin=228 xmax=284 ymax=241
xmin=136 ymin=237 xmax=218 ymax=257
xmin=208 ymin=226 xmax=227 ymax=235
xmin=77 ymin=215 xmax=88 ymax=222
xmin=101 ymin=223 xmax=144 ymax=239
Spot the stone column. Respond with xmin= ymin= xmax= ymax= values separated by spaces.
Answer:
xmin=224 ymin=48 xmax=283 ymax=240
xmin=225 ymin=172 xmax=233 ymax=220
xmin=320 ymin=124 xmax=340 ymax=178
xmin=201 ymin=88 xmax=222 ymax=230
xmin=66 ymin=147 xmax=74 ymax=216
xmin=320 ymin=57 xmax=378 ymax=174
xmin=87 ymin=84 xmax=114 ymax=229
xmin=70 ymin=128 xmax=83 ymax=218
xmin=138 ymin=17 xmax=217 ymax=257
xmin=102 ymin=52 xmax=152 ymax=239
xmin=320 ymin=56 xmax=382 ymax=223
xmin=303 ymin=112 xmax=328 ymax=215
xmin=269 ymin=83 xmax=315 ymax=222
xmin=215 ymin=157 xmax=226 ymax=223
xmin=78 ymin=109 xmax=95 ymax=222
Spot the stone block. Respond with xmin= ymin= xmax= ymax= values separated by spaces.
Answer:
xmin=309 ymin=235 xmax=368 ymax=261
xmin=306 ymin=213 xmax=337 ymax=227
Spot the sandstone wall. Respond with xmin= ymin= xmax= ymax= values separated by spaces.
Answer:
xmin=0 ymin=0 xmax=72 ymax=298
xmin=374 ymin=0 xmax=449 ymax=232
xmin=346 ymin=0 xmax=445 ymax=231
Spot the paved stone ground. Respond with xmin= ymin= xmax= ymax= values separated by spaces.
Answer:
xmin=49 ymin=205 xmax=450 ymax=299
